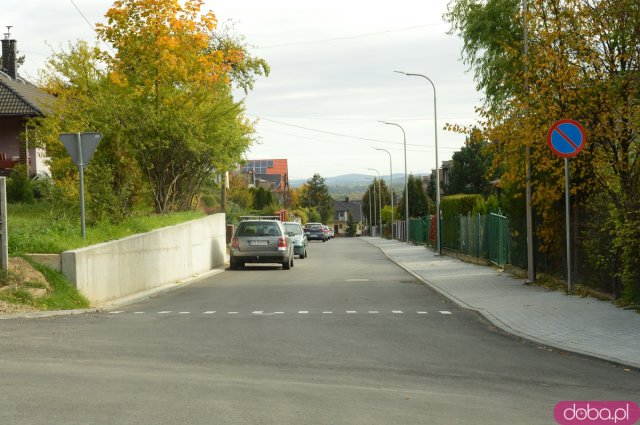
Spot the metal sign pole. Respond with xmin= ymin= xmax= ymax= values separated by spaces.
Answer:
xmin=77 ymin=133 xmax=86 ymax=239
xmin=565 ymin=158 xmax=571 ymax=292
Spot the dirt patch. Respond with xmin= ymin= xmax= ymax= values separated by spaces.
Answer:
xmin=0 ymin=257 xmax=50 ymax=315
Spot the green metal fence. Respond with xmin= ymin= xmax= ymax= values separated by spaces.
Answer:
xmin=408 ymin=216 xmax=432 ymax=246
xmin=439 ymin=213 xmax=511 ymax=266
xmin=488 ymin=212 xmax=510 ymax=266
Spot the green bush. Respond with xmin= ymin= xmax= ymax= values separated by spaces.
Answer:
xmin=6 ymin=165 xmax=34 ymax=203
xmin=441 ymin=194 xmax=484 ymax=219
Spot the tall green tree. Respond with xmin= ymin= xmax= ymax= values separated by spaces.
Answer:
xmin=446 ymin=128 xmax=493 ymax=196
xmin=397 ymin=175 xmax=429 ymax=219
xmin=300 ymin=174 xmax=334 ymax=224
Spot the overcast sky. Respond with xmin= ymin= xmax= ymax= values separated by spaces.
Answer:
xmin=5 ymin=0 xmax=483 ymax=180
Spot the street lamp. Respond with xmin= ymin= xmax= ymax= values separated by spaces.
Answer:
xmin=374 ymin=147 xmax=394 ymax=240
xmin=394 ymin=70 xmax=442 ymax=254
xmin=380 ymin=121 xmax=408 ymax=242
xmin=367 ymin=187 xmax=373 ymax=236
xmin=364 ymin=177 xmax=376 ymax=236
xmin=367 ymin=168 xmax=383 ymax=236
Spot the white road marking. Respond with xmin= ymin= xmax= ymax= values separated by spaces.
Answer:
xmin=227 ymin=312 xmax=238 ymax=315
xmin=252 ymin=311 xmax=264 ymax=314
xmin=298 ymin=311 xmax=309 ymax=314
xmin=158 ymin=311 xmax=171 ymax=314
xmin=322 ymin=311 xmax=333 ymax=314
xmin=392 ymin=310 xmax=403 ymax=314
xmin=417 ymin=311 xmax=428 ymax=314
xmin=368 ymin=311 xmax=379 ymax=314
xmin=133 ymin=312 xmax=145 ymax=314
xmin=179 ymin=312 xmax=190 ymax=315
xmin=439 ymin=310 xmax=452 ymax=315
xmin=109 ymin=311 xmax=125 ymax=314
xmin=346 ymin=311 xmax=357 ymax=314
xmin=203 ymin=311 xmax=216 ymax=314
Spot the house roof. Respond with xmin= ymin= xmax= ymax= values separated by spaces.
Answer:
xmin=254 ymin=173 xmax=282 ymax=190
xmin=333 ymin=199 xmax=363 ymax=222
xmin=0 ymin=72 xmax=54 ymax=116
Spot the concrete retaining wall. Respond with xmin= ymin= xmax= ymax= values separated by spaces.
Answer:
xmin=61 ymin=213 xmax=226 ymax=306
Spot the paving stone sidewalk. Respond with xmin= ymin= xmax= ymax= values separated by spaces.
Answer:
xmin=364 ymin=237 xmax=640 ymax=369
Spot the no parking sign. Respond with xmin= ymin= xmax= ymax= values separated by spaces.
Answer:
xmin=547 ymin=119 xmax=586 ymax=158
xmin=546 ymin=119 xmax=586 ymax=293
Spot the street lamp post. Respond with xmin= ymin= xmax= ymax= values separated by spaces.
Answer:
xmin=374 ymin=148 xmax=394 ymax=240
xmin=367 ymin=187 xmax=373 ymax=236
xmin=367 ymin=168 xmax=383 ymax=236
xmin=380 ymin=121 xmax=408 ymax=242
xmin=394 ymin=71 xmax=441 ymax=254
xmin=364 ymin=177 xmax=376 ymax=236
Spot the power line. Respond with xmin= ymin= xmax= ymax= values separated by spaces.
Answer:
xmin=69 ymin=0 xmax=116 ymax=55
xmin=257 ymin=23 xmax=445 ymax=49
xmin=251 ymin=116 xmax=461 ymax=151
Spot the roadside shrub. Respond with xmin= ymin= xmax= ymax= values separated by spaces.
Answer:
xmin=6 ymin=165 xmax=34 ymax=203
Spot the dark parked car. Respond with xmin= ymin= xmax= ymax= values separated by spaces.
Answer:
xmin=304 ymin=222 xmax=327 ymax=242
xmin=284 ymin=222 xmax=308 ymax=259
xmin=230 ymin=219 xmax=294 ymax=270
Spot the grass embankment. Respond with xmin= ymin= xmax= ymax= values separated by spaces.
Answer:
xmin=1 ymin=203 xmax=206 ymax=311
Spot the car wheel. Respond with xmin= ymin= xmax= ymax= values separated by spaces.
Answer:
xmin=299 ymin=250 xmax=305 ymax=259
xmin=283 ymin=257 xmax=291 ymax=270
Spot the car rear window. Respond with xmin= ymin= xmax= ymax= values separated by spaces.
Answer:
xmin=305 ymin=223 xmax=323 ymax=230
xmin=237 ymin=222 xmax=282 ymax=237
xmin=284 ymin=223 xmax=302 ymax=235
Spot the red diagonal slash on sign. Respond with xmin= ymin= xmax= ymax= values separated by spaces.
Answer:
xmin=554 ymin=127 xmax=580 ymax=150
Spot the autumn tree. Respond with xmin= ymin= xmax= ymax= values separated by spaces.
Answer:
xmin=95 ymin=0 xmax=268 ymax=213
xmin=447 ymin=0 xmax=640 ymax=301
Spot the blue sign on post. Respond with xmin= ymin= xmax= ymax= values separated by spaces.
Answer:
xmin=546 ymin=119 xmax=586 ymax=158
xmin=546 ymin=119 xmax=587 ymax=294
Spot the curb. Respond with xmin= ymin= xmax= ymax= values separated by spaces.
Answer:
xmin=363 ymin=238 xmax=640 ymax=370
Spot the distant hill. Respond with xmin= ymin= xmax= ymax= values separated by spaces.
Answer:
xmin=290 ymin=173 xmax=427 ymax=198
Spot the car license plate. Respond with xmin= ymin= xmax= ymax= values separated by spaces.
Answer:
xmin=249 ymin=240 xmax=268 ymax=246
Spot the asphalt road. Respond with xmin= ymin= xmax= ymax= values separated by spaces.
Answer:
xmin=1 ymin=238 xmax=638 ymax=424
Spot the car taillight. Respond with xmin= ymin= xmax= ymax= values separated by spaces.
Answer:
xmin=278 ymin=236 xmax=287 ymax=251
xmin=231 ymin=237 xmax=239 ymax=249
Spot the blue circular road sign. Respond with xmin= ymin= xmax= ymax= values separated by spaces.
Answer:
xmin=546 ymin=119 xmax=586 ymax=158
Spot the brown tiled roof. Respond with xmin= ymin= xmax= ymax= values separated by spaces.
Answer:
xmin=0 ymin=72 xmax=54 ymax=116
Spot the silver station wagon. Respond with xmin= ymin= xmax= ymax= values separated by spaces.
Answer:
xmin=230 ymin=219 xmax=294 ymax=270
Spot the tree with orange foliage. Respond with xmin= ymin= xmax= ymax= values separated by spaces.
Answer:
xmin=94 ymin=0 xmax=268 ymax=213
xmin=447 ymin=0 xmax=639 ymax=302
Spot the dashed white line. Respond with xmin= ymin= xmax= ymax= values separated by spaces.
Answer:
xmin=133 ymin=312 xmax=145 ymax=314
xmin=203 ymin=311 xmax=216 ymax=314
xmin=158 ymin=311 xmax=172 ymax=314
xmin=368 ymin=311 xmax=379 ymax=314
xmin=392 ymin=310 xmax=404 ymax=314
xmin=179 ymin=312 xmax=190 ymax=315
xmin=109 ymin=311 xmax=125 ymax=314
xmin=322 ymin=311 xmax=333 ymax=314
xmin=252 ymin=311 xmax=264 ymax=315
xmin=417 ymin=311 xmax=428 ymax=315
xmin=346 ymin=311 xmax=357 ymax=314
xmin=439 ymin=310 xmax=452 ymax=315
xmin=298 ymin=311 xmax=309 ymax=314
xmin=227 ymin=312 xmax=238 ymax=315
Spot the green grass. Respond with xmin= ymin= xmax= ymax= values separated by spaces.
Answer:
xmin=8 ymin=203 xmax=206 ymax=254
xmin=4 ymin=202 xmax=207 ymax=311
